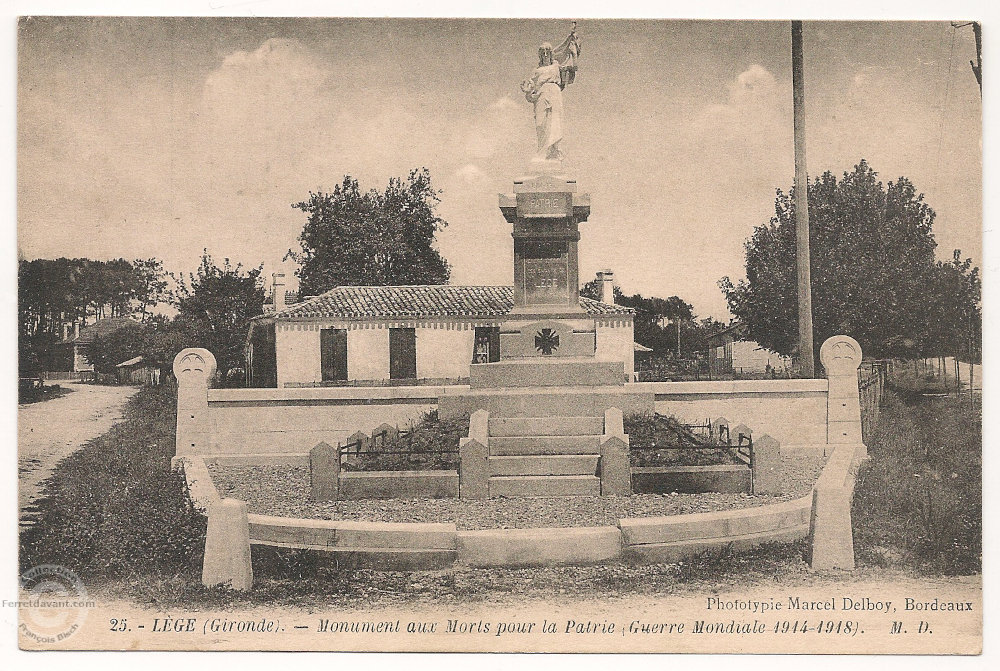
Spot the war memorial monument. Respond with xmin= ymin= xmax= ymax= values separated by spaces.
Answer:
xmin=170 ymin=25 xmax=867 ymax=585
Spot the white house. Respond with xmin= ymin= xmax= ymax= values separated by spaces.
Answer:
xmin=54 ymin=316 xmax=136 ymax=372
xmin=246 ymin=279 xmax=635 ymax=388
xmin=707 ymin=321 xmax=792 ymax=376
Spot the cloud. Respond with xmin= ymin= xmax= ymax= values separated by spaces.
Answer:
xmin=454 ymin=163 xmax=486 ymax=183
xmin=728 ymin=64 xmax=778 ymax=105
xmin=489 ymin=96 xmax=520 ymax=112
xmin=463 ymin=96 xmax=526 ymax=159
xmin=700 ymin=64 xmax=784 ymax=127
xmin=202 ymin=38 xmax=328 ymax=116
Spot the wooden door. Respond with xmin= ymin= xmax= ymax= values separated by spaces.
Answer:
xmin=389 ymin=328 xmax=417 ymax=380
xmin=320 ymin=328 xmax=348 ymax=382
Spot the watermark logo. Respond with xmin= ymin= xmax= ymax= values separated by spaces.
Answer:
xmin=17 ymin=564 xmax=93 ymax=644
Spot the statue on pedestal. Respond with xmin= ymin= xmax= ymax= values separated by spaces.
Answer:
xmin=520 ymin=23 xmax=581 ymax=165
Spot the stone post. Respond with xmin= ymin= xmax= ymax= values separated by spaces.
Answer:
xmin=820 ymin=335 xmax=864 ymax=449
xmin=173 ymin=348 xmax=217 ymax=456
xmin=202 ymin=498 xmax=253 ymax=590
xmin=347 ymin=430 xmax=371 ymax=452
xmin=310 ymin=442 xmax=340 ymax=501
xmin=810 ymin=335 xmax=865 ymax=572
xmin=372 ymin=423 xmax=399 ymax=448
xmin=711 ymin=416 xmax=730 ymax=444
xmin=751 ymin=433 xmax=782 ymax=495
xmin=459 ymin=409 xmax=490 ymax=499
xmin=600 ymin=407 xmax=631 ymax=495
xmin=731 ymin=423 xmax=752 ymax=445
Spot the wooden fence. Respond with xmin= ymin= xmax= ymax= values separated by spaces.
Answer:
xmin=39 ymin=371 xmax=95 ymax=382
xmin=859 ymin=360 xmax=888 ymax=442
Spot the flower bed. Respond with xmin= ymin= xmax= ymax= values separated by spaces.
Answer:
xmin=341 ymin=410 xmax=465 ymax=472
xmin=624 ymin=413 xmax=744 ymax=467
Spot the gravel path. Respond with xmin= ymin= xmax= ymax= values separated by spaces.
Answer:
xmin=209 ymin=452 xmax=826 ymax=529
xmin=18 ymin=382 xmax=138 ymax=528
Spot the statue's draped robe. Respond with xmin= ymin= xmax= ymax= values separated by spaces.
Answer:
xmin=526 ymin=63 xmax=564 ymax=160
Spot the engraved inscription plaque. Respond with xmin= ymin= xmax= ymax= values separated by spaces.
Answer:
xmin=516 ymin=191 xmax=573 ymax=218
xmin=520 ymin=239 xmax=569 ymax=305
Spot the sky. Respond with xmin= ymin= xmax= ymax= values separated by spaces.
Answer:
xmin=17 ymin=17 xmax=983 ymax=319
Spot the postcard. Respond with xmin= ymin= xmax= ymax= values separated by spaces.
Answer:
xmin=15 ymin=14 xmax=983 ymax=654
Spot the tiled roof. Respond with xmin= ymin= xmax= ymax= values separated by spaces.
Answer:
xmin=272 ymin=285 xmax=633 ymax=320
xmin=60 ymin=317 xmax=137 ymax=344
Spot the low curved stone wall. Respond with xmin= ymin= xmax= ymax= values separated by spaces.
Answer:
xmin=177 ymin=447 xmax=864 ymax=581
xmin=248 ymin=516 xmax=457 ymax=570
xmin=619 ymin=495 xmax=812 ymax=563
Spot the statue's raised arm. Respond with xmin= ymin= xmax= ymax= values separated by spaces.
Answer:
xmin=521 ymin=24 xmax=581 ymax=165
xmin=552 ymin=23 xmax=581 ymax=88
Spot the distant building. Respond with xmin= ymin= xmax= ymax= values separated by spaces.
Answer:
xmin=246 ymin=275 xmax=635 ymax=388
xmin=53 ymin=317 xmax=135 ymax=372
xmin=706 ymin=322 xmax=791 ymax=376
xmin=114 ymin=356 xmax=161 ymax=385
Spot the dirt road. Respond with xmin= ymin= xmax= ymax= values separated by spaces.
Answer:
xmin=18 ymin=382 xmax=138 ymax=526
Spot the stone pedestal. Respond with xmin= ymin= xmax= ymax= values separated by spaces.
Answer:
xmin=445 ymin=171 xmax=634 ymax=498
xmin=499 ymin=173 xmax=590 ymax=314
xmin=488 ymin=173 xmax=623 ymax=387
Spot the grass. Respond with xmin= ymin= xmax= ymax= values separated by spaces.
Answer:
xmin=852 ymin=385 xmax=981 ymax=575
xmin=887 ymin=367 xmax=953 ymax=396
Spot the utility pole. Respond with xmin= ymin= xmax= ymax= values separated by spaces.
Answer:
xmin=791 ymin=21 xmax=815 ymax=377
xmin=952 ymin=21 xmax=982 ymax=96
xmin=676 ymin=319 xmax=681 ymax=358
xmin=972 ymin=21 xmax=982 ymax=95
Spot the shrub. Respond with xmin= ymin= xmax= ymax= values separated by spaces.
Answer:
xmin=19 ymin=383 xmax=207 ymax=580
xmin=18 ymin=382 xmax=71 ymax=405
xmin=624 ymin=412 xmax=743 ymax=467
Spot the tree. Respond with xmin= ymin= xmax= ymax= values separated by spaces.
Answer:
xmin=580 ymin=280 xmax=715 ymax=356
xmin=719 ymin=160 xmax=967 ymax=361
xmin=175 ymin=251 xmax=265 ymax=378
xmin=292 ymin=168 xmax=451 ymax=296
xmin=18 ymin=256 xmax=173 ymax=371
xmin=87 ymin=317 xmax=200 ymax=377
xmin=925 ymin=250 xmax=981 ymax=366
xmin=132 ymin=258 xmax=172 ymax=321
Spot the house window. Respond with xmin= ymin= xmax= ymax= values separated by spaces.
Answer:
xmin=389 ymin=327 xmax=417 ymax=380
xmin=473 ymin=326 xmax=501 ymax=364
xmin=715 ymin=346 xmax=725 ymax=359
xmin=320 ymin=328 xmax=348 ymax=382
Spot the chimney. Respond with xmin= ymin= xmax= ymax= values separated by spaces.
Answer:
xmin=597 ymin=269 xmax=615 ymax=304
xmin=272 ymin=273 xmax=286 ymax=311
xmin=73 ymin=322 xmax=80 ymax=340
